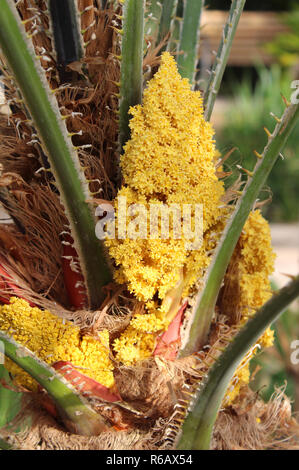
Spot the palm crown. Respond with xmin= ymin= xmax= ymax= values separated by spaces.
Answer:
xmin=0 ymin=0 xmax=298 ymax=450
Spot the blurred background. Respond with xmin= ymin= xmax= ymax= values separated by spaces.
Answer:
xmin=202 ymin=1 xmax=299 ymax=410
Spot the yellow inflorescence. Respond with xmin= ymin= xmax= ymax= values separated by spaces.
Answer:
xmin=225 ymin=362 xmax=251 ymax=405
xmin=107 ymin=52 xmax=224 ymax=305
xmin=225 ymin=210 xmax=276 ymax=405
xmin=113 ymin=325 xmax=156 ymax=365
xmin=107 ymin=53 xmax=225 ymax=364
xmin=113 ymin=311 xmax=167 ymax=365
xmin=0 ymin=297 xmax=114 ymax=390
xmin=237 ymin=210 xmax=276 ymax=340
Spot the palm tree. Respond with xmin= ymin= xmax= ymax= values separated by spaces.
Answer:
xmin=0 ymin=0 xmax=298 ymax=450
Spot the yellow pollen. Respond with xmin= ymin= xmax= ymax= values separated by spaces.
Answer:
xmin=0 ymin=297 xmax=114 ymax=390
xmin=106 ymin=52 xmax=225 ymax=364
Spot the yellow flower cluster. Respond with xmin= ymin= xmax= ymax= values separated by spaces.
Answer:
xmin=0 ymin=297 xmax=114 ymax=390
xmin=225 ymin=361 xmax=251 ymax=405
xmin=238 ymin=211 xmax=276 ymax=328
xmin=113 ymin=311 xmax=167 ymax=365
xmin=113 ymin=325 xmax=156 ymax=365
xmin=224 ymin=210 xmax=276 ymax=405
xmin=107 ymin=52 xmax=225 ymax=364
xmin=129 ymin=312 xmax=166 ymax=333
xmin=107 ymin=52 xmax=224 ymax=305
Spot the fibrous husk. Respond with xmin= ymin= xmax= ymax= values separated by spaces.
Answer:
xmin=0 ymin=177 xmax=69 ymax=305
xmin=113 ymin=356 xmax=198 ymax=419
xmin=1 ymin=401 xmax=148 ymax=450
xmin=212 ymin=386 xmax=299 ymax=450
xmin=2 ymin=385 xmax=298 ymax=450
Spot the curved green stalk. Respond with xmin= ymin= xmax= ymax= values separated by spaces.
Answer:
xmin=0 ymin=366 xmax=22 ymax=429
xmin=0 ymin=437 xmax=13 ymax=450
xmin=204 ymin=0 xmax=246 ymax=121
xmin=180 ymin=102 xmax=299 ymax=356
xmin=119 ymin=0 xmax=145 ymax=151
xmin=0 ymin=332 xmax=109 ymax=436
xmin=177 ymin=0 xmax=204 ymax=83
xmin=157 ymin=0 xmax=177 ymax=50
xmin=177 ymin=275 xmax=299 ymax=450
xmin=0 ymin=0 xmax=112 ymax=309
xmin=0 ymin=365 xmax=29 ymax=449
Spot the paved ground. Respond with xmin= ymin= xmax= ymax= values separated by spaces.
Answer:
xmin=271 ymin=224 xmax=299 ymax=285
xmin=270 ymin=224 xmax=299 ymax=311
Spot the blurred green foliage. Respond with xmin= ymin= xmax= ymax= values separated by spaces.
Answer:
xmin=250 ymin=304 xmax=299 ymax=411
xmin=0 ymin=365 xmax=22 ymax=428
xmin=216 ymin=65 xmax=299 ymax=221
xmin=265 ymin=9 xmax=299 ymax=67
